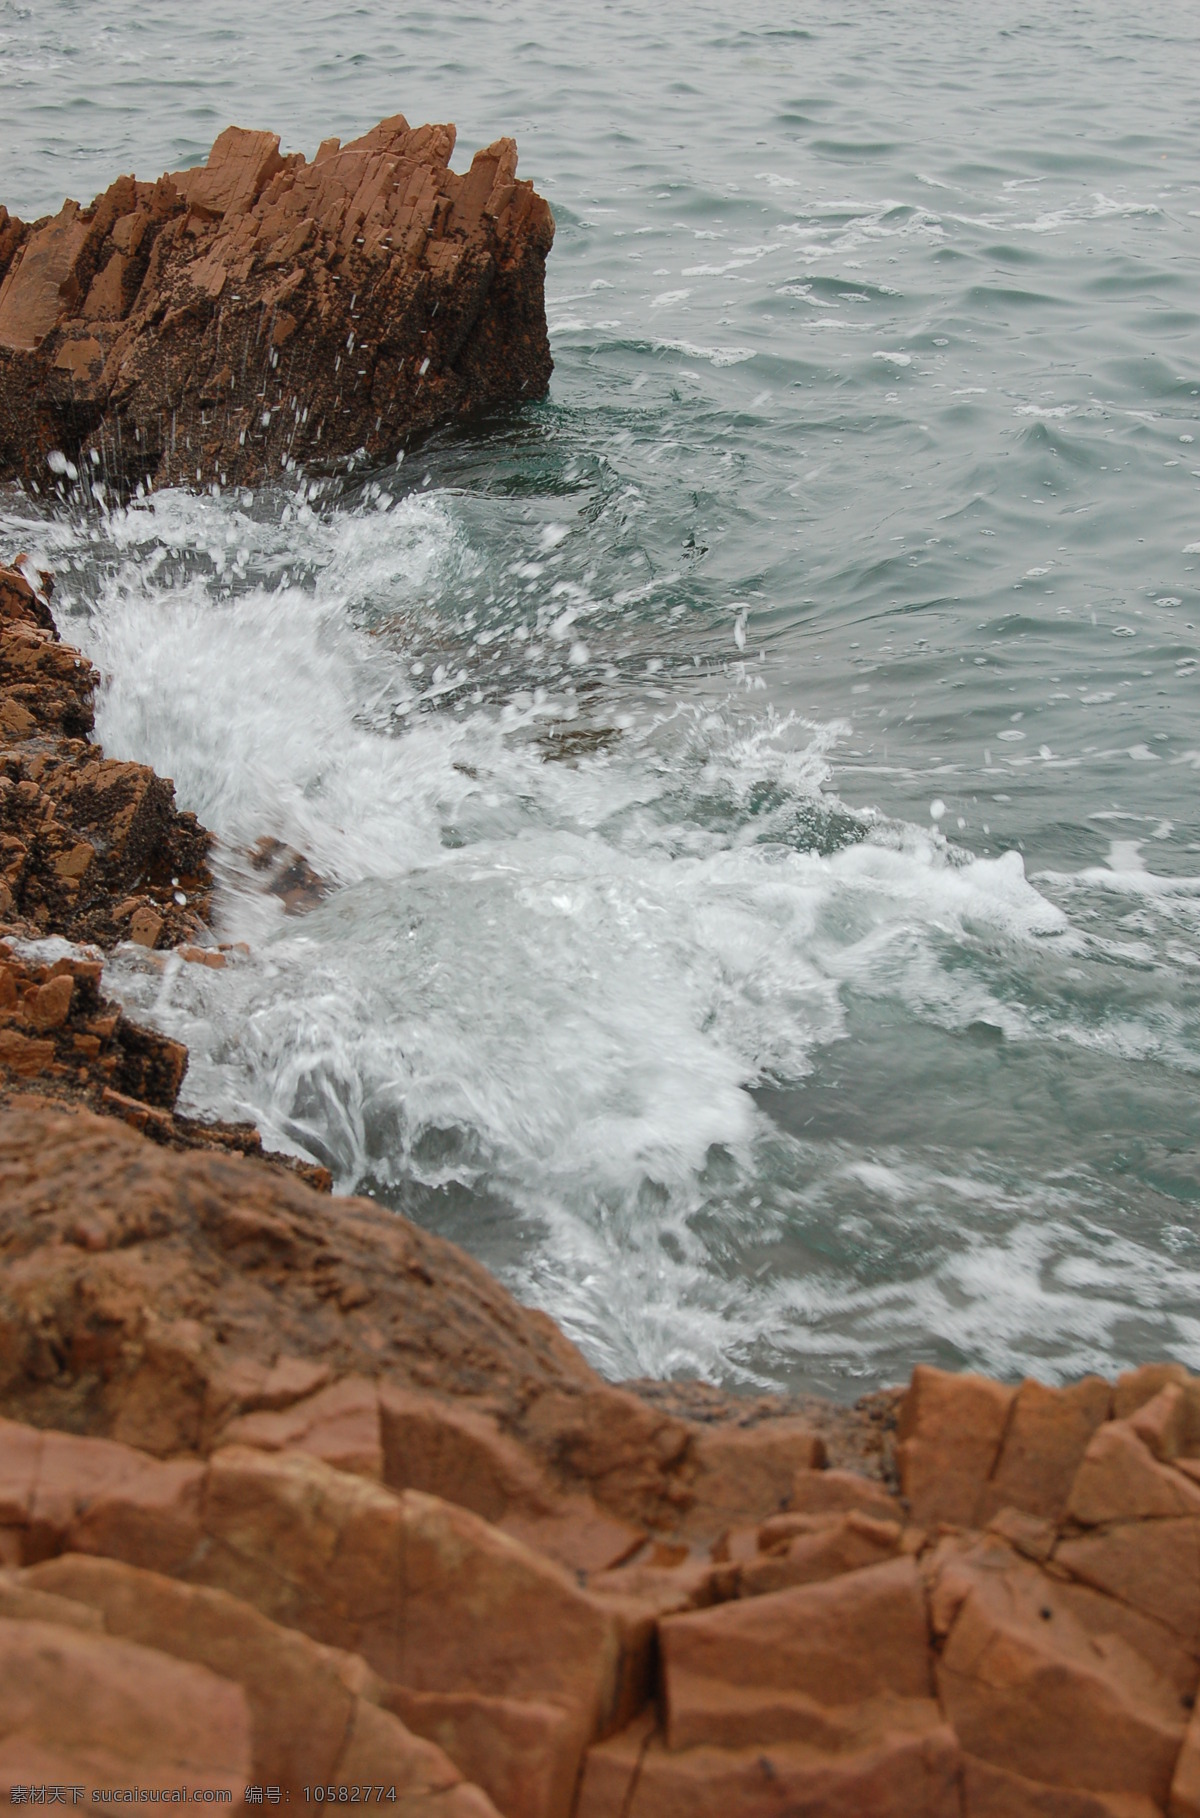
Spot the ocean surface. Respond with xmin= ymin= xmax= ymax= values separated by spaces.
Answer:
xmin=2 ymin=0 xmax=1200 ymax=1397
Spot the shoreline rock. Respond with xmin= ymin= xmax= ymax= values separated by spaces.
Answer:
xmin=2 ymin=1145 xmax=1199 ymax=1818
xmin=3 ymin=550 xmax=1199 ymax=1812
xmin=0 ymin=115 xmax=554 ymax=495
xmin=0 ymin=556 xmax=329 ymax=1184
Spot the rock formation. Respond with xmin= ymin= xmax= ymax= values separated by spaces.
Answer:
xmin=1 ymin=124 xmax=1197 ymax=1803
xmin=0 ymin=115 xmax=554 ymax=494
xmin=0 ymin=558 xmax=211 ymax=948
xmin=0 ymin=557 xmax=328 ymax=1180
xmin=1 ymin=1114 xmax=1199 ymax=1818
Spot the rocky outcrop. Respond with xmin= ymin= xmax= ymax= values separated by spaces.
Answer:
xmin=0 ymin=557 xmax=329 ymax=1182
xmin=0 ymin=114 xmax=554 ymax=494
xmin=0 ymin=558 xmax=211 ymax=948
xmin=2 ymin=1100 xmax=1200 ymax=1813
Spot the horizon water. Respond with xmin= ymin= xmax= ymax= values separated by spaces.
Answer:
xmin=2 ymin=0 xmax=1200 ymax=1396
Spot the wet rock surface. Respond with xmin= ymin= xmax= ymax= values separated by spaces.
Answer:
xmin=0 ymin=559 xmax=211 ymax=949
xmin=0 ymin=115 xmax=554 ymax=494
xmin=0 ymin=556 xmax=328 ymax=1184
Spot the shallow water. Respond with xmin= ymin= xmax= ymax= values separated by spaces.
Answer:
xmin=3 ymin=0 xmax=1200 ymax=1394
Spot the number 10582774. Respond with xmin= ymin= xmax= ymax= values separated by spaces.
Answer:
xmin=303 ymin=1791 xmax=396 ymax=1804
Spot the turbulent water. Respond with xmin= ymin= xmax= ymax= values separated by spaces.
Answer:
xmin=3 ymin=0 xmax=1200 ymax=1395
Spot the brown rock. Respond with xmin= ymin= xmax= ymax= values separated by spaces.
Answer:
xmin=0 ymin=563 xmax=212 ymax=949
xmin=734 ymin=1511 xmax=903 ymax=1599
xmin=0 ymin=1613 xmax=252 ymax=1795
xmin=0 ymin=117 xmax=554 ymax=494
xmin=963 ymin=1755 xmax=1163 ymax=1816
xmin=975 ymin=1376 xmax=1112 ymax=1525
xmin=1131 ymin=1384 xmax=1189 ymax=1462
xmin=1114 ymin=1365 xmax=1191 ymax=1422
xmin=778 ymin=1467 xmax=903 ymax=1523
xmin=190 ymin=1446 xmax=620 ymax=1713
xmin=22 ymin=1553 xmax=494 ymax=1808
xmin=1170 ymin=1696 xmax=1200 ymax=1818
xmin=896 ymin=1364 xmax=1015 ymax=1526
xmin=1057 ymin=1519 xmax=1200 ymax=1648
xmin=575 ymin=1711 xmax=657 ymax=1818
xmin=0 ymin=1101 xmax=690 ymax=1518
xmin=577 ymin=1726 xmax=960 ymax=1818
xmin=933 ymin=1537 xmax=1191 ymax=1799
xmin=386 ymin=1687 xmax=578 ymax=1818
xmin=1067 ymin=1421 xmax=1200 ymax=1526
xmin=0 ymin=1568 xmax=103 ymax=1630
xmin=221 ymin=1374 xmax=385 ymax=1478
xmin=661 ymin=1556 xmax=933 ymax=1751
xmin=684 ymin=1416 xmax=827 ymax=1530
xmin=1 ymin=1422 xmax=631 ymax=1808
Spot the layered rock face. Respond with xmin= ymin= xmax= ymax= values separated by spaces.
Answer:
xmin=2 ymin=1098 xmax=1200 ymax=1815
xmin=0 ymin=115 xmax=554 ymax=493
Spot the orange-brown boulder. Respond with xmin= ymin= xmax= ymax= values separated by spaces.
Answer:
xmin=221 ymin=1374 xmax=646 ymax=1574
xmin=1066 ymin=1421 xmax=1200 ymax=1526
xmin=21 ymin=1552 xmax=493 ymax=1808
xmin=0 ymin=117 xmax=554 ymax=494
xmin=962 ymin=1754 xmax=1163 ymax=1816
xmin=682 ymin=1416 xmax=826 ymax=1530
xmin=0 ymin=1613 xmax=252 ymax=1796
xmin=1057 ymin=1518 xmax=1200 ymax=1648
xmin=660 ymin=1555 xmax=933 ymax=1751
xmin=0 ymin=1417 xmax=636 ymax=1813
xmin=0 ymin=1100 xmax=710 ymax=1529
xmin=779 ymin=1466 xmax=903 ymax=1522
xmin=386 ymin=1687 xmax=578 ymax=1818
xmin=931 ymin=1535 xmax=1192 ymax=1801
xmin=1169 ymin=1694 xmax=1200 ymax=1818
xmin=576 ymin=1724 xmax=960 ymax=1818
xmin=732 ymin=1510 xmax=904 ymax=1599
xmin=896 ymin=1363 xmax=1015 ymax=1526
xmin=974 ymin=1375 xmax=1111 ymax=1525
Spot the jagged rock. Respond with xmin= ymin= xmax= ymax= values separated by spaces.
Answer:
xmin=896 ymin=1364 xmax=1015 ymax=1527
xmin=0 ymin=559 xmax=211 ymax=947
xmin=0 ymin=558 xmax=332 ymax=1182
xmin=0 ymin=116 xmax=554 ymax=495
xmin=930 ymin=1534 xmax=1191 ymax=1802
xmin=0 ymin=941 xmax=330 ymax=1187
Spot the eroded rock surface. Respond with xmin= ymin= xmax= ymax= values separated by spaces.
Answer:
xmin=0 ymin=559 xmax=211 ymax=948
xmin=0 ymin=115 xmax=554 ymax=494
xmin=2 ymin=1098 xmax=1200 ymax=1813
xmin=0 ymin=557 xmax=330 ymax=1182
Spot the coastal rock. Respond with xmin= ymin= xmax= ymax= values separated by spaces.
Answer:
xmin=0 ymin=1099 xmax=707 ymax=1530
xmin=0 ymin=559 xmax=211 ymax=948
xmin=6 ymin=1088 xmax=1200 ymax=1812
xmin=0 ymin=1612 xmax=253 ymax=1796
xmin=20 ymin=1554 xmax=497 ymax=1809
xmin=896 ymin=1364 xmax=1014 ymax=1527
xmin=0 ymin=116 xmax=554 ymax=495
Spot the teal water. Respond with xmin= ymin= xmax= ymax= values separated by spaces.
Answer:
xmin=2 ymin=0 xmax=1200 ymax=1394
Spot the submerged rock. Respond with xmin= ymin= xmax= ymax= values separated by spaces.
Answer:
xmin=0 ymin=114 xmax=554 ymax=494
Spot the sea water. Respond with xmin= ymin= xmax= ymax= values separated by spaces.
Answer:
xmin=2 ymin=0 xmax=1199 ymax=1395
